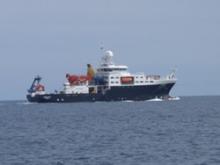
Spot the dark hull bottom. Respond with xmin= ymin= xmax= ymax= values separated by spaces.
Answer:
xmin=27 ymin=83 xmax=175 ymax=103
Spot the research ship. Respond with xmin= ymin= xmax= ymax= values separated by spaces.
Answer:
xmin=27 ymin=50 xmax=177 ymax=103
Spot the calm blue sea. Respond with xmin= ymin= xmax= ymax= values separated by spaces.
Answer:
xmin=0 ymin=96 xmax=220 ymax=165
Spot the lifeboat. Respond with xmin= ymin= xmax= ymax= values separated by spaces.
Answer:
xmin=66 ymin=74 xmax=91 ymax=85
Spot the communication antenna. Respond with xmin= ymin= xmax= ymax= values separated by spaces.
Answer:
xmin=100 ymin=42 xmax=105 ymax=52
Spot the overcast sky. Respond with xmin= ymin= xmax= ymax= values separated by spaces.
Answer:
xmin=0 ymin=0 xmax=220 ymax=100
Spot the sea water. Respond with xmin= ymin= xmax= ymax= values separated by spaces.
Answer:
xmin=0 ymin=96 xmax=220 ymax=165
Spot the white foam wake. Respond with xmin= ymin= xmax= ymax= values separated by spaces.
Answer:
xmin=147 ymin=98 xmax=163 ymax=102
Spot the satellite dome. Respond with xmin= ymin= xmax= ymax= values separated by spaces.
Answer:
xmin=102 ymin=50 xmax=114 ymax=65
xmin=105 ymin=50 xmax=114 ymax=57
